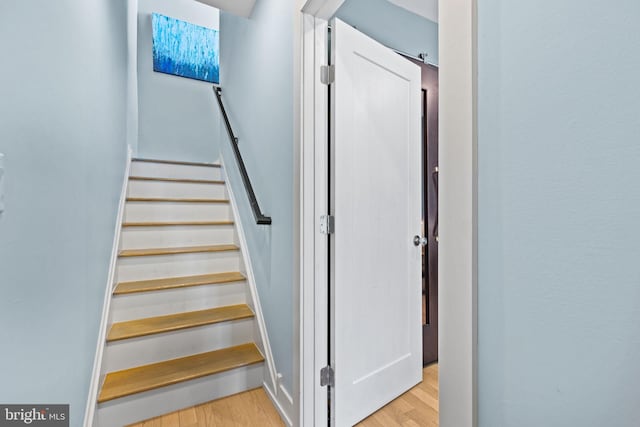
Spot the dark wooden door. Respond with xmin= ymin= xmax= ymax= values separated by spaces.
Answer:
xmin=407 ymin=58 xmax=439 ymax=365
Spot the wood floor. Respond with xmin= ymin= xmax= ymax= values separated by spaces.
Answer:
xmin=127 ymin=388 xmax=284 ymax=427
xmin=131 ymin=364 xmax=438 ymax=427
xmin=357 ymin=363 xmax=439 ymax=427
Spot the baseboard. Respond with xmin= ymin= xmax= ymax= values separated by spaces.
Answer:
xmin=220 ymin=158 xmax=279 ymax=393
xmin=83 ymin=146 xmax=132 ymax=427
xmin=264 ymin=382 xmax=294 ymax=427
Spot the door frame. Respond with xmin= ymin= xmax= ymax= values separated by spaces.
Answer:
xmin=298 ymin=1 xmax=478 ymax=426
xmin=410 ymin=60 xmax=439 ymax=367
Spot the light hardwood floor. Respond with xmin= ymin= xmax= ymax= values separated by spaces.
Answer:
xmin=128 ymin=387 xmax=285 ymax=427
xmin=357 ymin=363 xmax=439 ymax=427
xmin=130 ymin=364 xmax=439 ymax=427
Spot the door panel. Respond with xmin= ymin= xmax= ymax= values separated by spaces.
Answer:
xmin=330 ymin=18 xmax=422 ymax=426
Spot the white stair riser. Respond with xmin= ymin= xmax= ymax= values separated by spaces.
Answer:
xmin=130 ymin=162 xmax=222 ymax=181
xmin=96 ymin=363 xmax=263 ymax=427
xmin=128 ymin=180 xmax=227 ymax=199
xmin=103 ymin=318 xmax=255 ymax=372
xmin=110 ymin=281 xmax=247 ymax=322
xmin=124 ymin=202 xmax=231 ymax=223
xmin=120 ymin=226 xmax=236 ymax=250
xmin=116 ymin=251 xmax=242 ymax=282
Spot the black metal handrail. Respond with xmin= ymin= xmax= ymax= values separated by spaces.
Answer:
xmin=212 ymin=86 xmax=272 ymax=225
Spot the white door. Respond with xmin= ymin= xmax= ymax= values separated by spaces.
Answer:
xmin=330 ymin=18 xmax=423 ymax=426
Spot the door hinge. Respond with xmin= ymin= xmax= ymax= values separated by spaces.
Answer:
xmin=320 ymin=366 xmax=335 ymax=387
xmin=320 ymin=215 xmax=335 ymax=234
xmin=320 ymin=64 xmax=335 ymax=85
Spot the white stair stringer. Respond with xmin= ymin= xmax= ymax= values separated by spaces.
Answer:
xmin=220 ymin=161 xmax=280 ymax=397
xmin=90 ymin=158 xmax=275 ymax=427
xmin=84 ymin=147 xmax=132 ymax=427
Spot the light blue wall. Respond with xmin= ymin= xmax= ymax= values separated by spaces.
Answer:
xmin=219 ymin=1 xmax=295 ymax=392
xmin=477 ymin=1 xmax=640 ymax=426
xmin=0 ymin=1 xmax=127 ymax=425
xmin=336 ymin=0 xmax=438 ymax=65
xmin=126 ymin=0 xmax=139 ymax=153
xmin=137 ymin=0 xmax=220 ymax=163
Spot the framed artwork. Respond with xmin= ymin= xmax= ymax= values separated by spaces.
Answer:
xmin=152 ymin=13 xmax=220 ymax=83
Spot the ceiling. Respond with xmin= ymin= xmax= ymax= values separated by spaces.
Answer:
xmin=388 ymin=0 xmax=438 ymax=23
xmin=195 ymin=0 xmax=438 ymax=23
xmin=194 ymin=0 xmax=257 ymax=18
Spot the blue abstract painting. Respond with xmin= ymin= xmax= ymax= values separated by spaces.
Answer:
xmin=152 ymin=13 xmax=219 ymax=83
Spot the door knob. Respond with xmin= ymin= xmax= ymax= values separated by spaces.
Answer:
xmin=413 ymin=235 xmax=428 ymax=246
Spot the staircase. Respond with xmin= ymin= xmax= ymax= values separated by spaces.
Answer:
xmin=95 ymin=158 xmax=265 ymax=426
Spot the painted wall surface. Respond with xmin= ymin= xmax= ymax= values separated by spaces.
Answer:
xmin=477 ymin=1 xmax=640 ymax=426
xmin=127 ymin=0 xmax=139 ymax=153
xmin=0 ymin=1 xmax=127 ymax=425
xmin=220 ymin=1 xmax=295 ymax=391
xmin=137 ymin=0 xmax=220 ymax=162
xmin=336 ymin=0 xmax=438 ymax=65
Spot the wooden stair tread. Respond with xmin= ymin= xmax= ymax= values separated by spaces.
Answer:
xmin=107 ymin=304 xmax=254 ymax=342
xmin=129 ymin=176 xmax=225 ymax=184
xmin=126 ymin=197 xmax=229 ymax=203
xmin=122 ymin=220 xmax=234 ymax=227
xmin=114 ymin=272 xmax=246 ymax=295
xmin=119 ymin=244 xmax=239 ymax=257
xmin=132 ymin=158 xmax=221 ymax=168
xmin=97 ymin=343 xmax=264 ymax=403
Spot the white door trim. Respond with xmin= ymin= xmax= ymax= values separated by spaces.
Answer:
xmin=438 ymin=1 xmax=478 ymax=426
xmin=298 ymin=1 xmax=478 ymax=426
xmin=300 ymin=12 xmax=330 ymax=427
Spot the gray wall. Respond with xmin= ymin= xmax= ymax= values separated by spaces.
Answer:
xmin=336 ymin=0 xmax=438 ymax=65
xmin=220 ymin=0 xmax=295 ymax=392
xmin=137 ymin=0 xmax=220 ymax=162
xmin=477 ymin=1 xmax=640 ymax=426
xmin=0 ymin=1 xmax=128 ymax=425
